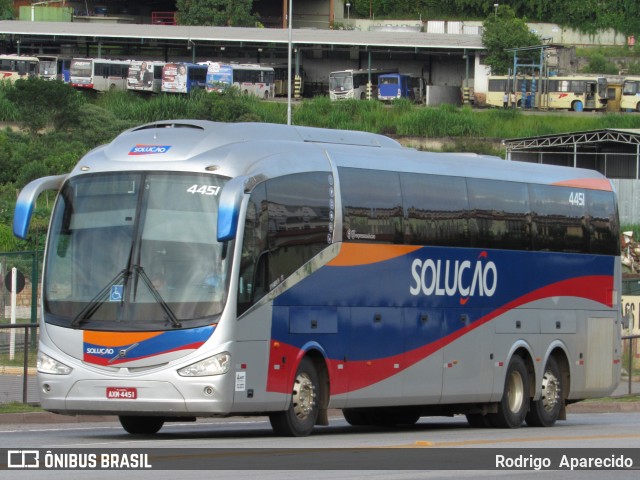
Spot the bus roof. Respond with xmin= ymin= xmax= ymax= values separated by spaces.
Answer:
xmin=72 ymin=120 xmax=611 ymax=191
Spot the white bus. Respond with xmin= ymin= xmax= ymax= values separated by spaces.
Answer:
xmin=15 ymin=121 xmax=622 ymax=436
xmin=37 ymin=55 xmax=71 ymax=82
xmin=127 ymin=60 xmax=165 ymax=93
xmin=329 ymin=68 xmax=397 ymax=100
xmin=205 ymin=63 xmax=275 ymax=98
xmin=0 ymin=54 xmax=39 ymax=82
xmin=70 ymin=58 xmax=131 ymax=92
xmin=621 ymin=76 xmax=640 ymax=112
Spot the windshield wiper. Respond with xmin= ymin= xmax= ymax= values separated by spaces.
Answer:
xmin=133 ymin=265 xmax=182 ymax=328
xmin=70 ymin=268 xmax=131 ymax=328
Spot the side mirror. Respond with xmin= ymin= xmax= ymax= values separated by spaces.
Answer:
xmin=217 ymin=176 xmax=247 ymax=242
xmin=13 ymin=174 xmax=67 ymax=239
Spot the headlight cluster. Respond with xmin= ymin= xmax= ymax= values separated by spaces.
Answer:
xmin=177 ymin=352 xmax=230 ymax=377
xmin=37 ymin=351 xmax=73 ymax=375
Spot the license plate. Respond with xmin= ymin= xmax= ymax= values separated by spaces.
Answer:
xmin=106 ymin=387 xmax=137 ymax=399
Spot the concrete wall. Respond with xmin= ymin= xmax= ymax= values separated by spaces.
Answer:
xmin=425 ymin=86 xmax=462 ymax=106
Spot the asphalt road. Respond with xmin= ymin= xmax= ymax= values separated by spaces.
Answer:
xmin=1 ymin=409 xmax=640 ymax=479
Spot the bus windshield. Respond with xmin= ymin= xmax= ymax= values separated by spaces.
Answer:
xmin=70 ymin=60 xmax=92 ymax=78
xmin=44 ymin=172 xmax=230 ymax=330
xmin=329 ymin=73 xmax=352 ymax=91
xmin=623 ymin=80 xmax=639 ymax=95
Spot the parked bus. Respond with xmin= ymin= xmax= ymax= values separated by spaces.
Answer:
xmin=37 ymin=55 xmax=71 ymax=82
xmin=621 ymin=76 xmax=640 ymax=112
xmin=0 ymin=54 xmax=39 ymax=82
xmin=127 ymin=60 xmax=165 ymax=93
xmin=205 ymin=63 xmax=275 ymax=99
xmin=329 ymin=68 xmax=397 ymax=100
xmin=378 ymin=73 xmax=424 ymax=102
xmin=161 ymin=63 xmax=207 ymax=93
xmin=540 ymin=75 xmax=609 ymax=111
xmin=15 ymin=121 xmax=622 ymax=436
xmin=486 ymin=75 xmax=609 ymax=111
xmin=69 ymin=58 xmax=131 ymax=92
xmin=37 ymin=55 xmax=71 ymax=83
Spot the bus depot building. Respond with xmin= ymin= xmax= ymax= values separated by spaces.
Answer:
xmin=504 ymin=128 xmax=640 ymax=225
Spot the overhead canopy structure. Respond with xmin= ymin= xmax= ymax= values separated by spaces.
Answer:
xmin=0 ymin=20 xmax=484 ymax=52
xmin=505 ymin=129 xmax=640 ymax=180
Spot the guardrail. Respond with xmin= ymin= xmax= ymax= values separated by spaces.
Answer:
xmin=622 ymin=333 xmax=640 ymax=395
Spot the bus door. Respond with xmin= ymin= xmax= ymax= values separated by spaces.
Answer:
xmin=585 ymin=80 xmax=597 ymax=109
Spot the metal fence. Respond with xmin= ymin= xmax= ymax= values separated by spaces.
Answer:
xmin=1 ymin=251 xmax=42 ymax=405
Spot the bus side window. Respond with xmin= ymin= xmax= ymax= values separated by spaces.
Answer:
xmin=340 ymin=167 xmax=404 ymax=244
xmin=401 ymin=173 xmax=470 ymax=247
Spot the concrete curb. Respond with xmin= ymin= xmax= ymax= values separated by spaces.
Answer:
xmin=1 ymin=403 xmax=639 ymax=425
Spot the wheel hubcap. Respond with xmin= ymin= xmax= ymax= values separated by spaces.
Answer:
xmin=507 ymin=370 xmax=525 ymax=413
xmin=540 ymin=369 xmax=560 ymax=413
xmin=292 ymin=372 xmax=316 ymax=420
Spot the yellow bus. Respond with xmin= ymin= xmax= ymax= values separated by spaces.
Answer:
xmin=539 ymin=76 xmax=608 ymax=111
xmin=621 ymin=77 xmax=640 ymax=112
xmin=486 ymin=75 xmax=609 ymax=111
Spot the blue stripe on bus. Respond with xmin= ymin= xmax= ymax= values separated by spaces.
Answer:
xmin=271 ymin=246 xmax=614 ymax=362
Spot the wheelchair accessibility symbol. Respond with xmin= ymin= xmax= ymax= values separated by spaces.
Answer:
xmin=110 ymin=285 xmax=123 ymax=302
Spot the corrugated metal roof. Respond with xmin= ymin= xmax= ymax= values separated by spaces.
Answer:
xmin=505 ymin=129 xmax=640 ymax=150
xmin=0 ymin=20 xmax=484 ymax=50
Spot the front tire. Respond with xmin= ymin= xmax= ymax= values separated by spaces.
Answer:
xmin=119 ymin=415 xmax=164 ymax=435
xmin=489 ymin=355 xmax=530 ymax=428
xmin=269 ymin=357 xmax=319 ymax=436
xmin=526 ymin=356 xmax=562 ymax=427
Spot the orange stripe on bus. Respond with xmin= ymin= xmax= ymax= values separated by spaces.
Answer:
xmin=552 ymin=178 xmax=612 ymax=191
xmin=84 ymin=331 xmax=162 ymax=346
xmin=328 ymin=243 xmax=422 ymax=267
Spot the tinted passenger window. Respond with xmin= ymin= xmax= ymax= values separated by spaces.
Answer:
xmin=530 ymin=184 xmax=587 ymax=253
xmin=589 ymin=190 xmax=620 ymax=255
xmin=401 ymin=173 xmax=470 ymax=247
xmin=237 ymin=173 xmax=332 ymax=315
xmin=340 ymin=167 xmax=403 ymax=244
xmin=467 ymin=179 xmax=531 ymax=250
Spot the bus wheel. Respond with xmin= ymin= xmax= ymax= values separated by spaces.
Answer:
xmin=572 ymin=100 xmax=584 ymax=112
xmin=636 ymin=102 xmax=640 ymax=113
xmin=489 ymin=355 xmax=529 ymax=428
xmin=269 ymin=357 xmax=319 ymax=436
xmin=526 ymin=356 xmax=562 ymax=427
xmin=119 ymin=415 xmax=164 ymax=435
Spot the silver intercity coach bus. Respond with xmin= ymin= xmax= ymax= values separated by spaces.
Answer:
xmin=14 ymin=121 xmax=622 ymax=436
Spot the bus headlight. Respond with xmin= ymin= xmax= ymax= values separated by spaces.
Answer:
xmin=178 ymin=352 xmax=230 ymax=377
xmin=37 ymin=351 xmax=73 ymax=375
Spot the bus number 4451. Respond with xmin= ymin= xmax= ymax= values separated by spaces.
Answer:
xmin=186 ymin=185 xmax=220 ymax=196
xmin=569 ymin=191 xmax=585 ymax=207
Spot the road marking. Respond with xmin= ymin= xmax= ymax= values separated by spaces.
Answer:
xmin=404 ymin=432 xmax=640 ymax=448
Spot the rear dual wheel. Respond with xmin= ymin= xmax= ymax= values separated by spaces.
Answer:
xmin=526 ymin=356 xmax=563 ymax=427
xmin=489 ymin=355 xmax=530 ymax=428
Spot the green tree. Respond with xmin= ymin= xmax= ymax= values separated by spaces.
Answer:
xmin=482 ymin=6 xmax=541 ymax=75
xmin=5 ymin=78 xmax=83 ymax=135
xmin=176 ymin=0 xmax=258 ymax=27
xmin=0 ymin=0 xmax=13 ymax=20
